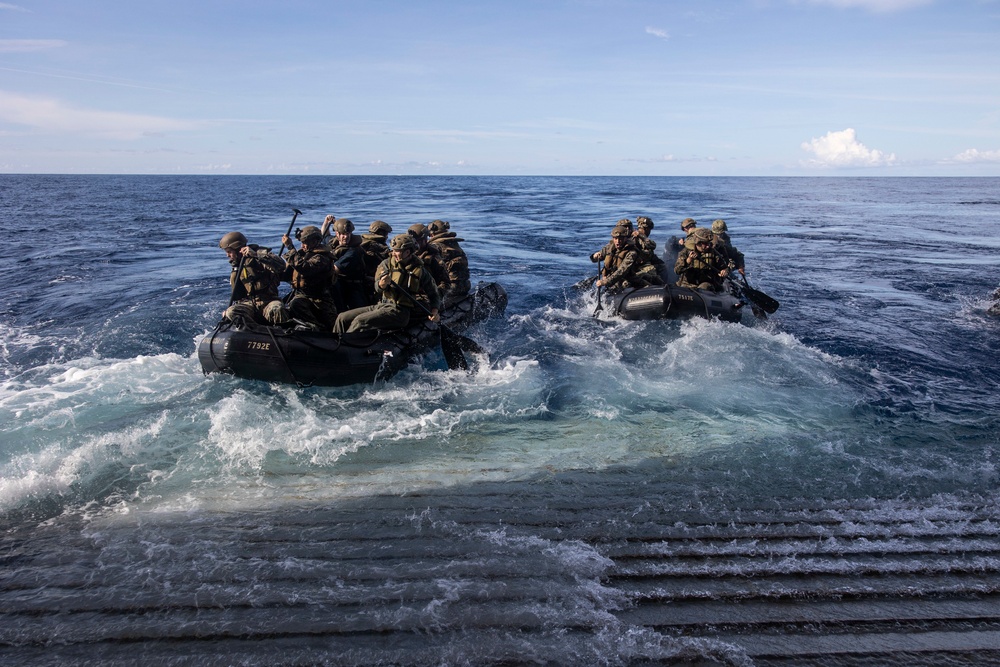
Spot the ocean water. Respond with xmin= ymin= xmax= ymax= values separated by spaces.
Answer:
xmin=2 ymin=175 xmax=1000 ymax=665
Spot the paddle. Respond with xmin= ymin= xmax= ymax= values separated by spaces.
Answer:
xmin=227 ymin=253 xmax=247 ymax=308
xmin=592 ymin=258 xmax=604 ymax=317
xmin=388 ymin=279 xmax=486 ymax=372
xmin=277 ymin=208 xmax=303 ymax=258
xmin=739 ymin=274 xmax=780 ymax=314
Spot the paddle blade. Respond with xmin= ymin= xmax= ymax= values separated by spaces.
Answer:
xmin=441 ymin=339 xmax=470 ymax=371
xmin=440 ymin=326 xmax=486 ymax=371
xmin=739 ymin=278 xmax=779 ymax=314
xmin=745 ymin=286 xmax=779 ymax=314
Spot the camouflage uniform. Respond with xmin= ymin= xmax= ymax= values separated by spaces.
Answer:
xmin=328 ymin=219 xmax=369 ymax=311
xmin=675 ymin=217 xmax=698 ymax=249
xmin=274 ymin=226 xmax=337 ymax=330
xmin=408 ymin=223 xmax=450 ymax=295
xmin=633 ymin=216 xmax=665 ymax=285
xmin=359 ymin=220 xmax=393 ymax=304
xmin=333 ymin=235 xmax=441 ymax=334
xmin=674 ymin=228 xmax=729 ymax=291
xmin=711 ymin=219 xmax=745 ymax=274
xmin=219 ymin=232 xmax=286 ymax=325
xmin=590 ymin=227 xmax=644 ymax=292
xmin=428 ymin=220 xmax=472 ymax=308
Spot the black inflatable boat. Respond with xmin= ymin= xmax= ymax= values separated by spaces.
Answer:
xmin=611 ymin=283 xmax=746 ymax=322
xmin=198 ymin=282 xmax=508 ymax=386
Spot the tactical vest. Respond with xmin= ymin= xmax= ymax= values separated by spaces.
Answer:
xmin=360 ymin=236 xmax=390 ymax=277
xmin=383 ymin=257 xmax=427 ymax=309
xmin=330 ymin=236 xmax=367 ymax=286
xmin=681 ymin=248 xmax=725 ymax=287
xmin=289 ymin=247 xmax=334 ymax=297
xmin=431 ymin=236 xmax=470 ymax=285
xmin=603 ymin=244 xmax=638 ymax=286
xmin=230 ymin=246 xmax=281 ymax=307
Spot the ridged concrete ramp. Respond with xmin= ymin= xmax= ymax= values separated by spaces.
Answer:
xmin=3 ymin=475 xmax=1000 ymax=665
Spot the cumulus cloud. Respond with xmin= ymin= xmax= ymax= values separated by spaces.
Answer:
xmin=951 ymin=148 xmax=1000 ymax=163
xmin=800 ymin=128 xmax=897 ymax=168
xmin=0 ymin=90 xmax=198 ymax=139
xmin=0 ymin=39 xmax=66 ymax=52
xmin=645 ymin=26 xmax=669 ymax=39
xmin=800 ymin=0 xmax=932 ymax=12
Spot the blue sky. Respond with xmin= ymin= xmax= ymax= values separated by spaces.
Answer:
xmin=1 ymin=0 xmax=999 ymax=175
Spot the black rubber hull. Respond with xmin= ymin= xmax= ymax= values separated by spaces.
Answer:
xmin=198 ymin=282 xmax=507 ymax=386
xmin=612 ymin=284 xmax=745 ymax=323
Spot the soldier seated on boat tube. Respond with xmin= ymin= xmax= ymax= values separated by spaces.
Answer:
xmin=676 ymin=217 xmax=698 ymax=249
xmin=674 ymin=227 xmax=730 ymax=292
xmin=428 ymin=219 xmax=472 ymax=308
xmin=219 ymin=231 xmax=286 ymax=325
xmin=590 ymin=224 xmax=663 ymax=293
xmin=407 ymin=223 xmax=451 ymax=299
xmin=272 ymin=225 xmax=338 ymax=331
xmin=711 ymin=219 xmax=745 ymax=278
xmin=328 ymin=218 xmax=369 ymax=311
xmin=633 ymin=216 xmax=666 ymax=273
xmin=332 ymin=234 xmax=441 ymax=334
xmin=360 ymin=220 xmax=393 ymax=304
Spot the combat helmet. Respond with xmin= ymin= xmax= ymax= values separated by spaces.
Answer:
xmin=390 ymin=234 xmax=417 ymax=252
xmin=219 ymin=231 xmax=247 ymax=250
xmin=681 ymin=217 xmax=697 ymax=231
xmin=712 ymin=219 xmax=728 ymax=232
xmin=369 ymin=220 xmax=392 ymax=236
xmin=636 ymin=216 xmax=654 ymax=230
xmin=611 ymin=226 xmax=631 ymax=239
xmin=299 ymin=225 xmax=323 ymax=244
xmin=332 ymin=218 xmax=355 ymax=234
xmin=428 ymin=219 xmax=450 ymax=236
xmin=685 ymin=227 xmax=715 ymax=250
xmin=407 ymin=223 xmax=428 ymax=238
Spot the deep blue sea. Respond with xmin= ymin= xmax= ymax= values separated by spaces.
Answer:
xmin=2 ymin=175 xmax=1000 ymax=665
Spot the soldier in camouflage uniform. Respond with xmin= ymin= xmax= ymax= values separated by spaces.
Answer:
xmin=360 ymin=220 xmax=393 ymax=304
xmin=711 ymin=219 xmax=745 ymax=278
xmin=328 ymin=218 xmax=368 ymax=311
xmin=615 ymin=218 xmax=634 ymax=236
xmin=275 ymin=225 xmax=337 ymax=330
xmin=319 ymin=214 xmax=338 ymax=247
xmin=590 ymin=226 xmax=645 ymax=293
xmin=633 ymin=215 xmax=666 ymax=284
xmin=674 ymin=227 xmax=729 ymax=292
xmin=333 ymin=234 xmax=441 ymax=334
xmin=219 ymin=231 xmax=286 ymax=325
xmin=428 ymin=219 xmax=472 ymax=308
xmin=675 ymin=217 xmax=698 ymax=249
xmin=408 ymin=223 xmax=450 ymax=296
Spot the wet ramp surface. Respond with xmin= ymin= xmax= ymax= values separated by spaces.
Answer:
xmin=4 ymin=475 xmax=1000 ymax=666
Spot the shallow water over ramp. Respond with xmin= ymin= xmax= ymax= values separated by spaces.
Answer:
xmin=5 ymin=471 xmax=1000 ymax=666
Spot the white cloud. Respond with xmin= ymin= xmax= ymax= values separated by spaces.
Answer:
xmin=801 ymin=0 xmax=933 ymax=12
xmin=951 ymin=148 xmax=1000 ymax=163
xmin=0 ymin=39 xmax=66 ymax=53
xmin=0 ymin=90 xmax=198 ymax=139
xmin=800 ymin=128 xmax=897 ymax=168
xmin=645 ymin=26 xmax=670 ymax=39
xmin=0 ymin=3 xmax=29 ymax=11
